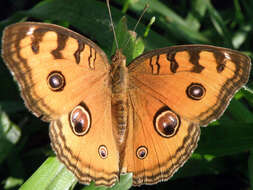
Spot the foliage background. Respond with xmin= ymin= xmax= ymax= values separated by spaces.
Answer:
xmin=0 ymin=0 xmax=253 ymax=189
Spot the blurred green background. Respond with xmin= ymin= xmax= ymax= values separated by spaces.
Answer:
xmin=0 ymin=0 xmax=253 ymax=190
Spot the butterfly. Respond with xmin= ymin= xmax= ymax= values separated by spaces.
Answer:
xmin=1 ymin=17 xmax=251 ymax=187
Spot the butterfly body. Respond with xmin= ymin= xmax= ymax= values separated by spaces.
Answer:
xmin=111 ymin=49 xmax=128 ymax=146
xmin=1 ymin=22 xmax=251 ymax=187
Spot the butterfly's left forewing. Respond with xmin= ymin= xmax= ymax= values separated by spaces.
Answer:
xmin=2 ymin=22 xmax=110 ymax=121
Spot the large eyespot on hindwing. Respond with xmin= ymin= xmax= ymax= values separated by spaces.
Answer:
xmin=154 ymin=107 xmax=180 ymax=138
xmin=69 ymin=104 xmax=91 ymax=136
xmin=186 ymin=83 xmax=206 ymax=100
xmin=47 ymin=71 xmax=65 ymax=91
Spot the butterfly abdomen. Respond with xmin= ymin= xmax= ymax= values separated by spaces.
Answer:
xmin=111 ymin=50 xmax=129 ymax=147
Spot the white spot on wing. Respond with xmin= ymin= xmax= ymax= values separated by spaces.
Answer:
xmin=224 ymin=52 xmax=231 ymax=60
xmin=26 ymin=27 xmax=36 ymax=35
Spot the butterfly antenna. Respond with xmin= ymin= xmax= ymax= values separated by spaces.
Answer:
xmin=106 ymin=0 xmax=119 ymax=49
xmin=123 ymin=4 xmax=149 ymax=49
xmin=133 ymin=4 xmax=149 ymax=32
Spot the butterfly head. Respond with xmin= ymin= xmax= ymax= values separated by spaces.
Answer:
xmin=111 ymin=49 xmax=126 ymax=67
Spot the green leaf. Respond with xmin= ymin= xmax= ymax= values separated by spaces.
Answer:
xmin=197 ymin=122 xmax=253 ymax=156
xmin=20 ymin=157 xmax=77 ymax=190
xmin=0 ymin=101 xmax=25 ymax=113
xmin=0 ymin=108 xmax=21 ymax=164
xmin=228 ymin=99 xmax=253 ymax=123
xmin=4 ymin=177 xmax=24 ymax=189
xmin=113 ymin=17 xmax=145 ymax=64
xmin=206 ymin=0 xmax=232 ymax=47
xmin=249 ymin=149 xmax=253 ymax=189
xmin=128 ymin=0 xmax=210 ymax=43
xmin=186 ymin=0 xmax=208 ymax=31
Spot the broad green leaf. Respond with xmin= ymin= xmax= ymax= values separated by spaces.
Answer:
xmin=20 ymin=157 xmax=77 ymax=190
xmin=197 ymin=122 xmax=253 ymax=156
xmin=228 ymin=99 xmax=253 ymax=123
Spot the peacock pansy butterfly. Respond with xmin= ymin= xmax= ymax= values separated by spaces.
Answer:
xmin=1 ymin=7 xmax=251 ymax=187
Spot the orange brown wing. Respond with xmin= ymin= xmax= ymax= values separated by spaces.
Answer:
xmin=49 ymin=90 xmax=119 ymax=186
xmin=2 ymin=22 xmax=119 ymax=186
xmin=2 ymin=22 xmax=110 ymax=121
xmin=122 ymin=87 xmax=200 ymax=185
xmin=128 ymin=45 xmax=251 ymax=126
xmin=122 ymin=45 xmax=250 ymax=185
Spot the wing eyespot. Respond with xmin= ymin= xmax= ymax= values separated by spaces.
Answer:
xmin=98 ymin=145 xmax=108 ymax=159
xmin=186 ymin=83 xmax=206 ymax=100
xmin=69 ymin=104 xmax=91 ymax=136
xmin=136 ymin=146 xmax=148 ymax=160
xmin=154 ymin=108 xmax=180 ymax=138
xmin=47 ymin=71 xmax=65 ymax=91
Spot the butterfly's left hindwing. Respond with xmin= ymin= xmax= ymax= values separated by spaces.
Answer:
xmin=49 ymin=97 xmax=119 ymax=186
